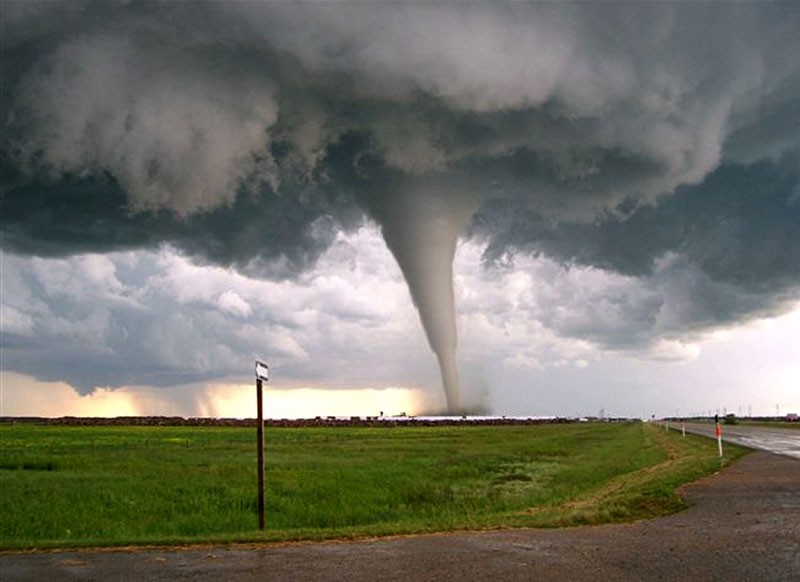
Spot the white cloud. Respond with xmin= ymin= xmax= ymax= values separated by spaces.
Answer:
xmin=3 ymin=230 xmax=800 ymax=417
xmin=0 ymin=227 xmax=431 ymax=393
xmin=16 ymin=35 xmax=278 ymax=215
xmin=217 ymin=290 xmax=252 ymax=319
xmin=0 ymin=304 xmax=34 ymax=336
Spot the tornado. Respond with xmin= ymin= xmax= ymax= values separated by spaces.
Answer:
xmin=365 ymin=182 xmax=478 ymax=413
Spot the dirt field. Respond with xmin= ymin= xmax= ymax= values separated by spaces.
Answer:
xmin=3 ymin=450 xmax=799 ymax=581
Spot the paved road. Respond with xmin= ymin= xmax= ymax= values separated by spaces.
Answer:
xmin=3 ymin=451 xmax=799 ymax=581
xmin=667 ymin=421 xmax=800 ymax=459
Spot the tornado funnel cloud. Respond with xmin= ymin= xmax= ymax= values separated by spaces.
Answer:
xmin=367 ymin=185 xmax=478 ymax=413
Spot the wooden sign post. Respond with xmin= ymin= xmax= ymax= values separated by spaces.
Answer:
xmin=255 ymin=360 xmax=269 ymax=530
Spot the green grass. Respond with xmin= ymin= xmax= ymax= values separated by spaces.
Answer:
xmin=0 ymin=422 xmax=748 ymax=550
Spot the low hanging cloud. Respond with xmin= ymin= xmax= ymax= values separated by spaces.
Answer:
xmin=2 ymin=2 xmax=800 ymax=401
xmin=0 ymin=228 xmax=432 ymax=394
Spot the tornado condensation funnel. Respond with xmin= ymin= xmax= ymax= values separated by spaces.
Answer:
xmin=366 ymin=183 xmax=478 ymax=413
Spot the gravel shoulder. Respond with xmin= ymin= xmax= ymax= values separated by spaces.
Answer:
xmin=3 ymin=451 xmax=799 ymax=581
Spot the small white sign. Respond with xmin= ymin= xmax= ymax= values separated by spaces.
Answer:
xmin=255 ymin=360 xmax=269 ymax=381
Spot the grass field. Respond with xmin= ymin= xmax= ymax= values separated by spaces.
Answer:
xmin=0 ymin=421 xmax=747 ymax=550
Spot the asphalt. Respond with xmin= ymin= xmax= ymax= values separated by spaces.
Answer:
xmin=672 ymin=421 xmax=800 ymax=460
xmin=3 ymin=448 xmax=799 ymax=581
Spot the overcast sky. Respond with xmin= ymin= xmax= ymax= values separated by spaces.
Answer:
xmin=2 ymin=1 xmax=799 ymax=418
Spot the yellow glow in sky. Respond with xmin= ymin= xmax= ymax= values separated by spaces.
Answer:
xmin=0 ymin=372 xmax=428 ymax=419
xmin=204 ymin=383 xmax=426 ymax=418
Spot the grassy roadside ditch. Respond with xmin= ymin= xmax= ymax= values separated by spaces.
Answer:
xmin=0 ymin=421 xmax=748 ymax=550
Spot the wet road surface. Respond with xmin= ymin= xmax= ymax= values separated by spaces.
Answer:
xmin=3 ymin=451 xmax=799 ymax=581
xmin=669 ymin=421 xmax=800 ymax=459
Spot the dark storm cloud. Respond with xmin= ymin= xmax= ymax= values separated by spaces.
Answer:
xmin=478 ymin=155 xmax=800 ymax=286
xmin=1 ymin=155 xmax=363 ymax=278
xmin=476 ymin=154 xmax=800 ymax=332
xmin=2 ymin=1 xmax=800 ymax=393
